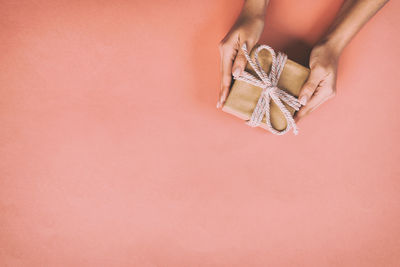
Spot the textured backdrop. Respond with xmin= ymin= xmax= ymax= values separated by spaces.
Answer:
xmin=0 ymin=0 xmax=399 ymax=266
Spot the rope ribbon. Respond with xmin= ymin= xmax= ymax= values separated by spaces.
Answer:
xmin=233 ymin=44 xmax=302 ymax=135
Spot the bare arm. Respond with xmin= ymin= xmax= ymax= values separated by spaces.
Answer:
xmin=295 ymin=0 xmax=389 ymax=121
xmin=319 ymin=0 xmax=389 ymax=56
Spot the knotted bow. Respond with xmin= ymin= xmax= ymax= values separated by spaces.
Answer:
xmin=233 ymin=44 xmax=302 ymax=135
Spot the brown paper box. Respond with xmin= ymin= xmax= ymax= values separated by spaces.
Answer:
xmin=222 ymin=45 xmax=310 ymax=131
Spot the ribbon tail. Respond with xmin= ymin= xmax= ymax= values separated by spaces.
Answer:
xmin=246 ymin=93 xmax=268 ymax=127
xmin=270 ymin=92 xmax=299 ymax=135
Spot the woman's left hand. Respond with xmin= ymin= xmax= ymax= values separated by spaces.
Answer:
xmin=295 ymin=42 xmax=341 ymax=122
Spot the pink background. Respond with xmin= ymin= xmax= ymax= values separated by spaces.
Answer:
xmin=1 ymin=0 xmax=400 ymax=266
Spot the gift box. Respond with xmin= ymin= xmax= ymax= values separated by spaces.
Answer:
xmin=222 ymin=44 xmax=310 ymax=135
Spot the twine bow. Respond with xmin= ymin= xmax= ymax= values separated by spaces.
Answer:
xmin=233 ymin=44 xmax=302 ymax=135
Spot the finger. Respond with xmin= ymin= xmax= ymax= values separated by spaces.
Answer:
xmin=294 ymin=89 xmax=329 ymax=123
xmin=218 ymin=45 xmax=236 ymax=108
xmin=298 ymin=67 xmax=324 ymax=106
xmin=231 ymin=41 xmax=253 ymax=78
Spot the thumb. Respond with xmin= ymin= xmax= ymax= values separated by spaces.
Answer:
xmin=232 ymin=41 xmax=254 ymax=78
xmin=298 ymin=68 xmax=323 ymax=106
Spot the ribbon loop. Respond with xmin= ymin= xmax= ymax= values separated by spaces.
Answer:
xmin=233 ymin=44 xmax=302 ymax=135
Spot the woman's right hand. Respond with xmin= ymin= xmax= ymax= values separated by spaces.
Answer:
xmin=217 ymin=5 xmax=266 ymax=108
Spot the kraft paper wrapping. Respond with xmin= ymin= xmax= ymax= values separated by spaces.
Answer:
xmin=222 ymin=45 xmax=310 ymax=132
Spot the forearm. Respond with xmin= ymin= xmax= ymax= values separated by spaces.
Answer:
xmin=319 ymin=0 xmax=389 ymax=56
xmin=241 ymin=0 xmax=270 ymax=19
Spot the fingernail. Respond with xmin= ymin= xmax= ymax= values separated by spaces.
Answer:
xmin=216 ymin=101 xmax=221 ymax=108
xmin=300 ymin=95 xmax=307 ymax=105
xmin=233 ymin=68 xmax=241 ymax=78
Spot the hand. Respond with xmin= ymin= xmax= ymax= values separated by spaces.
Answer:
xmin=294 ymin=42 xmax=341 ymax=122
xmin=217 ymin=11 xmax=265 ymax=108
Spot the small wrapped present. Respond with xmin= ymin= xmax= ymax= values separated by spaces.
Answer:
xmin=222 ymin=44 xmax=310 ymax=135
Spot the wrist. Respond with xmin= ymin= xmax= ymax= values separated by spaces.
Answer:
xmin=315 ymin=33 xmax=344 ymax=60
xmin=242 ymin=0 xmax=268 ymax=20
